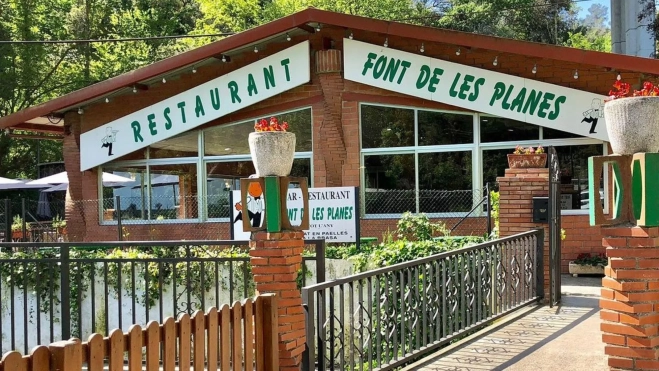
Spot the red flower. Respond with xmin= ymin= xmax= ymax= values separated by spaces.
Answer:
xmin=254 ymin=116 xmax=290 ymax=132
xmin=607 ymin=79 xmax=659 ymax=101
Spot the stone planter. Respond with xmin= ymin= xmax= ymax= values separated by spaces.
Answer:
xmin=604 ymin=97 xmax=659 ymax=155
xmin=507 ymin=154 xmax=547 ymax=169
xmin=248 ymin=131 xmax=296 ymax=177
xmin=568 ymin=262 xmax=604 ymax=277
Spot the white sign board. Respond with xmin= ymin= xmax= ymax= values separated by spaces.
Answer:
xmin=231 ymin=187 xmax=357 ymax=243
xmin=561 ymin=193 xmax=573 ymax=210
xmin=344 ymin=38 xmax=609 ymax=141
xmin=80 ymin=41 xmax=311 ymax=170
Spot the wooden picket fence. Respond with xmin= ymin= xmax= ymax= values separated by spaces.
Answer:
xmin=0 ymin=294 xmax=279 ymax=371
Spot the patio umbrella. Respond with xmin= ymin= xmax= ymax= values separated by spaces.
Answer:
xmin=42 ymin=183 xmax=68 ymax=193
xmin=36 ymin=191 xmax=52 ymax=218
xmin=0 ymin=177 xmax=48 ymax=190
xmin=26 ymin=171 xmax=134 ymax=187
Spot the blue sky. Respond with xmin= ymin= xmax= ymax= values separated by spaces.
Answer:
xmin=576 ymin=0 xmax=610 ymax=24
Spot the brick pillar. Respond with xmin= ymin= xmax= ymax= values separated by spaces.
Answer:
xmin=249 ymin=231 xmax=306 ymax=371
xmin=63 ymin=112 xmax=86 ymax=242
xmin=600 ymin=226 xmax=659 ymax=370
xmin=497 ymin=168 xmax=550 ymax=296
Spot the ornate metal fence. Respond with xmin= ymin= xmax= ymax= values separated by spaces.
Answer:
xmin=302 ymin=229 xmax=544 ymax=370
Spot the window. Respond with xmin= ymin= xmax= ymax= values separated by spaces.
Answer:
xmin=149 ymin=130 xmax=199 ymax=159
xmin=418 ymin=152 xmax=473 ymax=213
xmin=361 ymin=105 xmax=414 ymax=148
xmin=204 ymin=121 xmax=253 ymax=156
xmin=418 ymin=111 xmax=473 ymax=146
xmin=149 ymin=163 xmax=197 ymax=220
xmin=363 ymin=154 xmax=415 ymax=215
xmin=259 ymin=108 xmax=313 ymax=152
xmin=480 ymin=116 xmax=539 ymax=142
xmin=102 ymin=166 xmax=147 ymax=221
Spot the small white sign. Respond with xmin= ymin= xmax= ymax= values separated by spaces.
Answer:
xmin=343 ymin=38 xmax=609 ymax=141
xmin=80 ymin=41 xmax=311 ymax=170
xmin=231 ymin=187 xmax=357 ymax=243
xmin=561 ymin=193 xmax=573 ymax=209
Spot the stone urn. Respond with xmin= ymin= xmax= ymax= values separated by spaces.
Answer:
xmin=604 ymin=97 xmax=659 ymax=155
xmin=507 ymin=154 xmax=547 ymax=169
xmin=248 ymin=131 xmax=296 ymax=177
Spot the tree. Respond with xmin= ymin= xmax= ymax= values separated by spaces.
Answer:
xmin=565 ymin=3 xmax=611 ymax=52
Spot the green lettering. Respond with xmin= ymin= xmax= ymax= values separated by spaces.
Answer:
xmin=263 ymin=65 xmax=276 ymax=89
xmin=131 ymin=121 xmax=143 ymax=143
xmin=501 ymin=85 xmax=514 ymax=110
xmin=373 ymin=55 xmax=387 ymax=79
xmin=537 ymin=92 xmax=555 ymax=118
xmin=449 ymin=73 xmax=461 ymax=97
xmin=280 ymin=58 xmax=291 ymax=81
xmin=489 ymin=82 xmax=506 ymax=106
xmin=458 ymin=74 xmax=475 ymax=100
xmin=510 ymin=88 xmax=527 ymax=113
xmin=549 ymin=95 xmax=567 ymax=120
xmin=397 ymin=61 xmax=411 ymax=84
xmin=469 ymin=78 xmax=485 ymax=102
xmin=383 ymin=58 xmax=401 ymax=82
xmin=228 ymin=81 xmax=241 ymax=103
xmin=147 ymin=113 xmax=157 ymax=136
xmin=416 ymin=65 xmax=431 ymax=89
xmin=210 ymin=88 xmax=221 ymax=110
xmin=177 ymin=102 xmax=187 ymax=123
xmin=428 ymin=68 xmax=444 ymax=93
xmin=522 ymin=89 xmax=543 ymax=115
xmin=195 ymin=95 xmax=205 ymax=117
xmin=361 ymin=53 xmax=377 ymax=76
xmin=247 ymin=73 xmax=258 ymax=96
xmin=163 ymin=107 xmax=172 ymax=130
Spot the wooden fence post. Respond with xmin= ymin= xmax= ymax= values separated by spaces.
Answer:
xmin=48 ymin=339 xmax=82 ymax=371
xmin=257 ymin=293 xmax=279 ymax=371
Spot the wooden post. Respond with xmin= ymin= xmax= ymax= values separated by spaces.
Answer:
xmin=48 ymin=339 xmax=82 ymax=371
xmin=261 ymin=294 xmax=280 ymax=371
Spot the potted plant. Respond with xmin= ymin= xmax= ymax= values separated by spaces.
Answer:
xmin=11 ymin=215 xmax=27 ymax=239
xmin=568 ymin=252 xmax=606 ymax=277
xmin=52 ymin=214 xmax=67 ymax=235
xmin=248 ymin=116 xmax=295 ymax=177
xmin=507 ymin=145 xmax=547 ymax=168
xmin=604 ymin=79 xmax=659 ymax=154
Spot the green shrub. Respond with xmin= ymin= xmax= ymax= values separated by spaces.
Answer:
xmin=396 ymin=212 xmax=449 ymax=241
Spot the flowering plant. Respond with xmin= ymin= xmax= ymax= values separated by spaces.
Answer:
xmin=607 ymin=79 xmax=659 ymax=101
xmin=574 ymin=252 xmax=607 ymax=267
xmin=254 ymin=116 xmax=289 ymax=132
xmin=513 ymin=145 xmax=544 ymax=155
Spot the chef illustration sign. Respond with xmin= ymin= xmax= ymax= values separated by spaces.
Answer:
xmin=343 ymin=38 xmax=609 ymax=141
xmin=231 ymin=187 xmax=358 ymax=243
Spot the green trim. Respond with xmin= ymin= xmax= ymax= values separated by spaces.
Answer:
xmin=588 ymin=157 xmax=597 ymax=225
xmin=612 ymin=162 xmax=623 ymax=220
xmin=632 ymin=158 xmax=642 ymax=220
xmin=264 ymin=176 xmax=281 ymax=232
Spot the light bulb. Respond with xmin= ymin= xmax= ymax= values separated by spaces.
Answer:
xmin=254 ymin=46 xmax=258 ymax=53
xmin=617 ymin=73 xmax=621 ymax=81
xmin=316 ymin=24 xmax=321 ymax=32
xmin=573 ymin=70 xmax=579 ymax=79
xmin=456 ymin=47 xmax=461 ymax=56
xmin=105 ymin=98 xmax=109 ymax=103
xmin=493 ymin=56 xmax=498 ymax=66
xmin=221 ymin=55 xmax=227 ymax=62
xmin=132 ymin=86 xmax=137 ymax=93
xmin=78 ymin=108 xmax=84 ymax=115
xmin=532 ymin=64 xmax=537 ymax=74
xmin=286 ymin=33 xmax=291 ymax=41
xmin=420 ymin=43 xmax=425 ymax=53
xmin=192 ymin=67 xmax=196 ymax=73
xmin=349 ymin=32 xmax=353 ymax=40
xmin=162 ymin=77 xmax=166 ymax=83
xmin=384 ymin=38 xmax=388 ymax=48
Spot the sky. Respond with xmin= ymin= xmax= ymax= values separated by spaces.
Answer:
xmin=576 ymin=0 xmax=611 ymax=24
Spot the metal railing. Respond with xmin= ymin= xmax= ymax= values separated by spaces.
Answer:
xmin=0 ymin=239 xmax=325 ymax=355
xmin=302 ymin=229 xmax=544 ymax=370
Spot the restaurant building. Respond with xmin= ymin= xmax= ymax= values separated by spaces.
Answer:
xmin=2 ymin=8 xmax=658 ymax=272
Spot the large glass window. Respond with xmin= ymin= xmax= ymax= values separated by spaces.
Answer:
xmin=418 ymin=111 xmax=473 ymax=145
xmin=102 ymin=166 xmax=147 ymax=222
xmin=361 ymin=105 xmax=414 ymax=148
xmin=149 ymin=130 xmax=199 ymax=159
xmin=418 ymin=152 xmax=473 ymax=213
xmin=363 ymin=154 xmax=415 ymax=215
xmin=480 ymin=116 xmax=539 ymax=142
xmin=149 ymin=163 xmax=197 ymax=220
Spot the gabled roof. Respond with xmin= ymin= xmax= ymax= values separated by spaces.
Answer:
xmin=3 ymin=7 xmax=659 ymax=132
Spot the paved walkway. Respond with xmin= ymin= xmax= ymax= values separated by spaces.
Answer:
xmin=405 ymin=275 xmax=605 ymax=371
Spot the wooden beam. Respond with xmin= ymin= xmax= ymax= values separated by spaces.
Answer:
xmin=297 ymin=24 xmax=315 ymax=34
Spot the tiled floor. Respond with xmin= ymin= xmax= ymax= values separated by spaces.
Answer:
xmin=409 ymin=275 xmax=605 ymax=371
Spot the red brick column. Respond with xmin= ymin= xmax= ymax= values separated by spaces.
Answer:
xmin=249 ymin=231 xmax=306 ymax=371
xmin=600 ymin=226 xmax=659 ymax=370
xmin=497 ymin=168 xmax=550 ymax=296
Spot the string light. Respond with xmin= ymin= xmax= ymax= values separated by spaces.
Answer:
xmin=286 ymin=33 xmax=291 ymax=41
xmin=132 ymin=86 xmax=137 ymax=93
xmin=349 ymin=32 xmax=353 ymax=40
xmin=493 ymin=56 xmax=498 ymax=66
xmin=456 ymin=47 xmax=461 ymax=56
xmin=77 ymin=108 xmax=84 ymax=115
xmin=532 ymin=63 xmax=537 ymax=74
xmin=105 ymin=98 xmax=109 ymax=103
xmin=384 ymin=38 xmax=388 ymax=48
xmin=420 ymin=43 xmax=425 ymax=53
xmin=573 ymin=69 xmax=579 ymax=79
xmin=221 ymin=55 xmax=227 ymax=62
xmin=162 ymin=77 xmax=166 ymax=83
xmin=617 ymin=73 xmax=621 ymax=81
xmin=254 ymin=46 xmax=258 ymax=53
xmin=192 ymin=67 xmax=196 ymax=73
xmin=316 ymin=24 xmax=321 ymax=32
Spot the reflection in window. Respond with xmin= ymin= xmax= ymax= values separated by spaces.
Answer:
xmin=480 ymin=117 xmax=538 ymax=142
xmin=149 ymin=164 xmax=197 ymax=220
xmin=418 ymin=152 xmax=473 ymax=213
xmin=149 ymin=130 xmax=199 ymax=158
xmin=482 ymin=149 xmax=510 ymax=185
xmin=361 ymin=105 xmax=414 ymax=148
xmin=258 ymin=108 xmax=313 ymax=152
xmin=418 ymin=111 xmax=473 ymax=145
xmin=543 ymin=127 xmax=580 ymax=139
xmin=554 ymin=145 xmax=603 ymax=210
xmin=102 ymin=167 xmax=147 ymax=221
xmin=363 ymin=154 xmax=415 ymax=214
